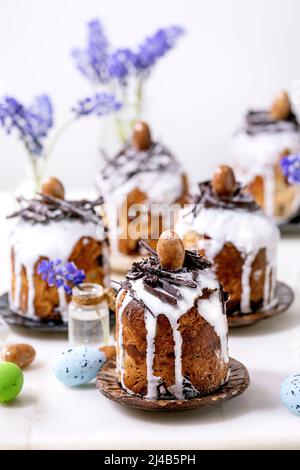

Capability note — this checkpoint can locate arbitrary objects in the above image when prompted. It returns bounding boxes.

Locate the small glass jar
[68,283,110,348]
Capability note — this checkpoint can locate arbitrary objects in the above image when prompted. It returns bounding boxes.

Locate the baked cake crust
[116,242,229,400]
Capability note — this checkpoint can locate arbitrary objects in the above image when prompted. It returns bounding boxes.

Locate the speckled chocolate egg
[53,346,106,387]
[280,374,300,415]
[2,343,36,369]
[0,362,24,403]
[157,230,185,270]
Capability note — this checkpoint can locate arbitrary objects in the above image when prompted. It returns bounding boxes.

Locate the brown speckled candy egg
[157,230,185,270]
[2,343,36,369]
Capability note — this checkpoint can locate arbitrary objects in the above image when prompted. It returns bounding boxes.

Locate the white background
[1,0,300,192]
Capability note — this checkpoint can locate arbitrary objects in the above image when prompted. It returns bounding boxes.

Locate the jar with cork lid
[68,283,111,348]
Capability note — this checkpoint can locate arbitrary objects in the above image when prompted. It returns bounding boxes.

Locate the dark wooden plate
[279,211,300,235]
[96,357,249,412]
[228,281,294,328]
[0,293,67,332]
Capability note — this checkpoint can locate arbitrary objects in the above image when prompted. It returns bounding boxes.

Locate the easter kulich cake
[232,91,300,221]
[97,121,188,264]
[176,166,280,315]
[8,177,109,322]
[116,231,229,400]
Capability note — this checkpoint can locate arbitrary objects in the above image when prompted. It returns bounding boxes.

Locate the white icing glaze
[9,219,108,321]
[176,206,280,314]
[197,289,228,363]
[116,269,228,399]
[231,130,300,218]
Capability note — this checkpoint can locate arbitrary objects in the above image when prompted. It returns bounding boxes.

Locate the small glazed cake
[232,91,300,221]
[8,177,109,322]
[176,166,280,315]
[97,121,188,270]
[116,230,229,399]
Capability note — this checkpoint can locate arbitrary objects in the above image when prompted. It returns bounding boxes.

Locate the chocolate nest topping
[241,110,299,136]
[7,194,105,225]
[118,240,214,312]
[101,141,180,189]
[190,181,260,213]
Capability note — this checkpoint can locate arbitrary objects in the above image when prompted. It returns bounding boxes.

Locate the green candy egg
[0,362,24,403]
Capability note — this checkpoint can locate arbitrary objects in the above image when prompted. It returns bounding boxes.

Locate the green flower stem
[43,116,77,165]
[135,76,144,121]
[28,116,77,192]
[29,154,46,192]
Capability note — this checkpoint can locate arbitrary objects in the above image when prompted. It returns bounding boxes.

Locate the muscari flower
[72,20,185,84]
[135,25,185,71]
[71,92,122,117]
[0,95,53,156]
[72,19,110,84]
[37,259,86,296]
[281,154,300,185]
[107,48,137,82]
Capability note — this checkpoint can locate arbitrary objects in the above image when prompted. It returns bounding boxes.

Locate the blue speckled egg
[280,374,300,415]
[53,346,106,387]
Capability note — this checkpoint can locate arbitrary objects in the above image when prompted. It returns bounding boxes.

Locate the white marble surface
[0,191,300,450]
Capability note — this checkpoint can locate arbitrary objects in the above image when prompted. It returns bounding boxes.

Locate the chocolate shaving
[160,279,182,299]
[139,240,157,257]
[119,279,155,317]
[187,181,260,214]
[241,109,299,136]
[100,141,181,190]
[122,241,212,306]
[7,194,104,225]
[143,281,178,305]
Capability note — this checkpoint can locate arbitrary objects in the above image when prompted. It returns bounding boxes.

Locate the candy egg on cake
[232,91,300,222]
[7,177,109,322]
[97,121,189,271]
[175,165,280,316]
[116,230,229,399]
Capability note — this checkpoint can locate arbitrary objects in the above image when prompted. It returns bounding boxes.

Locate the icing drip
[240,251,256,313]
[263,264,272,308]
[197,289,228,361]
[176,206,280,313]
[10,219,107,321]
[117,269,228,399]
[145,310,161,399]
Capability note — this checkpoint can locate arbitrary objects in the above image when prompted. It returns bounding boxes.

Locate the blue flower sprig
[72,19,184,84]
[72,92,121,117]
[281,154,300,185]
[0,91,121,190]
[37,259,86,296]
[0,95,53,156]
[72,19,110,84]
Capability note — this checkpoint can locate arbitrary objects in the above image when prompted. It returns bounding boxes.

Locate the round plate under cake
[0,293,67,332]
[279,211,300,235]
[228,281,294,328]
[96,357,249,412]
